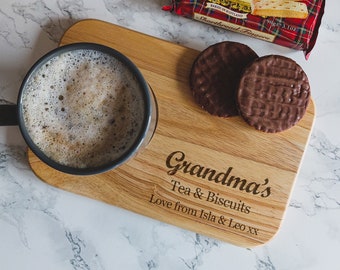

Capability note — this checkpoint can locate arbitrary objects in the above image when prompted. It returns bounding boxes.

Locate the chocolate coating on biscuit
[190,41,258,117]
[237,55,311,133]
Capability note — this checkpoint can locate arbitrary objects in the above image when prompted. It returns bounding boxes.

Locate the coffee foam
[22,49,145,169]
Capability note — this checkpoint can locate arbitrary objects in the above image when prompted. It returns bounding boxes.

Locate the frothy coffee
[22,48,145,169]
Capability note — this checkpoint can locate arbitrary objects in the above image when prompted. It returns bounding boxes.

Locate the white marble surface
[0,1,339,269]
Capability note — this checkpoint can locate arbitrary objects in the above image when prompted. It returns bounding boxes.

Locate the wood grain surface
[28,19,315,247]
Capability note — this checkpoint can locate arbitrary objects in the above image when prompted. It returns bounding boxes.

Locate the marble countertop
[0,1,339,269]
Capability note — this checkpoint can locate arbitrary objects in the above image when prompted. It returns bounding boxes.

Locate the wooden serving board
[28,19,315,247]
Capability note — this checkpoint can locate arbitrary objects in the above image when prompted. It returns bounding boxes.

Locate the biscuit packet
[162,0,325,59]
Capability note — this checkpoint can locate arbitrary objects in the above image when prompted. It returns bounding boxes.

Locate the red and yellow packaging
[162,0,325,59]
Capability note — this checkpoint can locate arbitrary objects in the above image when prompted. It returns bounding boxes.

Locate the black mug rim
[17,42,152,175]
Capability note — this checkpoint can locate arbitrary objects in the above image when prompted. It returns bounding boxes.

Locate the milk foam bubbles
[22,49,145,169]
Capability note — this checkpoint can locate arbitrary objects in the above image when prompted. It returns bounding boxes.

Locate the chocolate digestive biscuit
[237,55,311,133]
[190,41,258,117]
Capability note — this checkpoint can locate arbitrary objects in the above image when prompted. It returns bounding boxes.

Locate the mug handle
[0,105,18,126]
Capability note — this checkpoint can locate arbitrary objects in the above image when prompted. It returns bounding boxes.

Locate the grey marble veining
[0,0,339,269]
